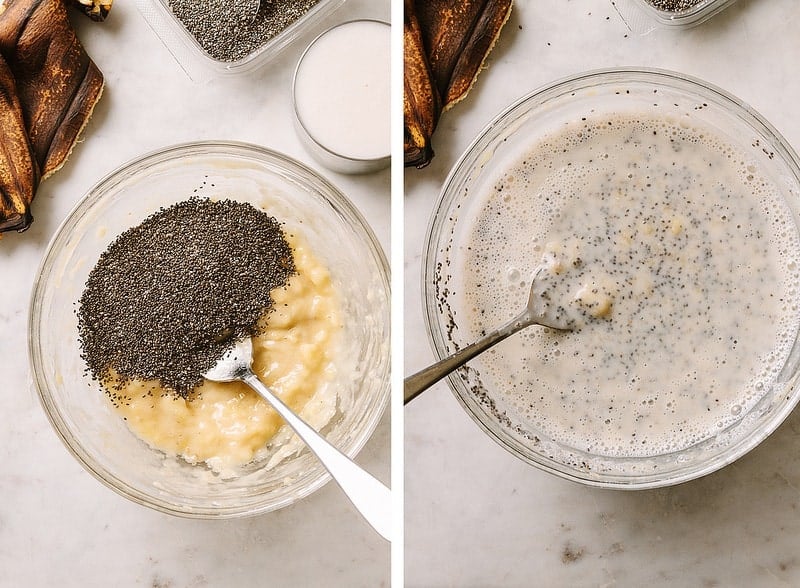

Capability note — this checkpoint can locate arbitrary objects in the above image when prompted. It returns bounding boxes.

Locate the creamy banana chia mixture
[462,112,800,457]
[109,237,340,472]
[77,198,341,472]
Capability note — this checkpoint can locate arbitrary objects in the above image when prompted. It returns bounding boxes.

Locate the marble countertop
[0,0,390,586]
[404,0,800,586]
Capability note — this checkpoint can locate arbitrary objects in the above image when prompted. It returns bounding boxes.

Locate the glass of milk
[292,20,391,174]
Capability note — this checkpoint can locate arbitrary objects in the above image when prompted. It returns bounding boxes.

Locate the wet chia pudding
[461,111,800,458]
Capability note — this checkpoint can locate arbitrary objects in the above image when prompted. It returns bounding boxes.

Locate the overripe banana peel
[404,0,441,169]
[0,53,38,232]
[404,0,513,168]
[0,0,110,233]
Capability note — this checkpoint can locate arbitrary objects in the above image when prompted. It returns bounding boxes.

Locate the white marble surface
[405,1,800,586]
[0,0,390,586]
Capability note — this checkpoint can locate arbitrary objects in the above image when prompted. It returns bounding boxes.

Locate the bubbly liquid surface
[462,113,800,457]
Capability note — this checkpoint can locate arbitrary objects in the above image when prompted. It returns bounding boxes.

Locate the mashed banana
[111,234,341,471]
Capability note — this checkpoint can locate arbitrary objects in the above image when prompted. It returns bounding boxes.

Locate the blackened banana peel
[0,0,110,233]
[404,0,512,168]
[403,0,440,170]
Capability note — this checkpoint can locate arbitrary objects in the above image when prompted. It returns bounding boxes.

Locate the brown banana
[404,0,441,168]
[420,0,513,110]
[404,0,513,168]
[0,54,38,232]
[0,0,108,233]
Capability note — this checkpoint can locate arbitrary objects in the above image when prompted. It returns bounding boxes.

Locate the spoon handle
[404,313,529,404]
[242,372,392,541]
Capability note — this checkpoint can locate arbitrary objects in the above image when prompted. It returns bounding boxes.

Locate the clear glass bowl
[30,141,390,517]
[423,68,800,489]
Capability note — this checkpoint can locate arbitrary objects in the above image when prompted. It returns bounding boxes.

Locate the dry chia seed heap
[645,0,705,12]
[77,197,296,398]
[167,0,320,62]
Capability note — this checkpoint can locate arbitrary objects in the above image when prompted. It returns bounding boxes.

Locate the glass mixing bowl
[423,68,800,489]
[30,141,390,517]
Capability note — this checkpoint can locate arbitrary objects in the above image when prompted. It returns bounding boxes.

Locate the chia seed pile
[645,0,705,12]
[77,198,296,398]
[167,0,320,62]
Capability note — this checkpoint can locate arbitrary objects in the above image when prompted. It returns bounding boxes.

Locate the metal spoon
[204,337,391,541]
[405,266,575,404]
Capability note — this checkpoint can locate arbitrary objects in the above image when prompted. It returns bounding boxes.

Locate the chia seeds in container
[166,0,319,62]
[77,197,296,398]
[644,0,705,12]
[623,0,739,28]
[136,0,346,75]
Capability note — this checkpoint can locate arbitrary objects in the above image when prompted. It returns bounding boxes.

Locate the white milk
[462,112,800,458]
[293,20,390,162]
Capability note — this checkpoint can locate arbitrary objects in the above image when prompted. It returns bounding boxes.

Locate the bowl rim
[422,66,800,489]
[29,139,390,517]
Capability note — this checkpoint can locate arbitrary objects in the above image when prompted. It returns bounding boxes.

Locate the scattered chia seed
[645,0,705,12]
[77,197,296,398]
[167,0,320,62]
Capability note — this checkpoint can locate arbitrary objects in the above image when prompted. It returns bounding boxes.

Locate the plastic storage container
[135,0,346,78]
[616,0,739,29]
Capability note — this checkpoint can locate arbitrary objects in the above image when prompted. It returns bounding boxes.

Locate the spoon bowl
[405,266,574,403]
[205,337,392,541]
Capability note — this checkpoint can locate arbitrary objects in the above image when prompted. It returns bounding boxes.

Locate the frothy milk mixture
[463,112,800,457]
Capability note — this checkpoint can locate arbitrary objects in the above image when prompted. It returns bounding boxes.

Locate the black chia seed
[645,0,705,12]
[167,0,320,62]
[77,197,296,398]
